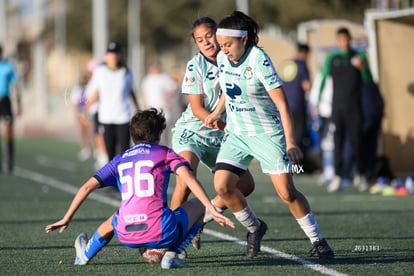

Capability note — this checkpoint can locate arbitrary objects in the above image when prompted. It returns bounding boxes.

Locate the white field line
[15,166,347,276]
[203,228,347,276]
[35,155,78,172]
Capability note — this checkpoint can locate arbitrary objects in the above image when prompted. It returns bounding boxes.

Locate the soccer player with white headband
[205,11,335,259]
[170,16,256,251]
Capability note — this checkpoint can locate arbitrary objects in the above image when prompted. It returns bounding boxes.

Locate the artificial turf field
[0,137,413,275]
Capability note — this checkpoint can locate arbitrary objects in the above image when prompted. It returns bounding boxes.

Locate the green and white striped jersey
[174,52,224,138]
[217,46,283,136]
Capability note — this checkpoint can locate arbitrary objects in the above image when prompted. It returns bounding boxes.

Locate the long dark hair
[218,11,259,47]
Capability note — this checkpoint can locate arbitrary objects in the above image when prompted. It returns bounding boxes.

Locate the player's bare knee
[215,184,234,198]
[278,190,297,203]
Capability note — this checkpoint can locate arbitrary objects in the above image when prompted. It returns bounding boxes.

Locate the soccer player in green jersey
[205,11,334,259]
[170,17,256,250]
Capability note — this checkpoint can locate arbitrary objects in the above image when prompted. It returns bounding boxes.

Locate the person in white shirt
[84,42,138,162]
[141,61,180,146]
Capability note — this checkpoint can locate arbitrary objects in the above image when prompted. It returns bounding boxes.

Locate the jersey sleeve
[165,148,191,174]
[357,51,374,84]
[93,158,118,188]
[125,68,135,92]
[298,61,310,83]
[318,52,334,103]
[256,52,283,91]
[86,68,99,97]
[182,56,203,95]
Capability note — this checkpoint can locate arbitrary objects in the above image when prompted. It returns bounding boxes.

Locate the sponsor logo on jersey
[219,64,225,73]
[206,70,217,81]
[185,76,195,84]
[122,147,150,158]
[124,214,148,223]
[188,64,194,72]
[228,103,256,113]
[225,83,242,99]
[269,77,279,86]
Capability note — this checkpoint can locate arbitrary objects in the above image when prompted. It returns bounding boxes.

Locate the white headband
[216,28,248,37]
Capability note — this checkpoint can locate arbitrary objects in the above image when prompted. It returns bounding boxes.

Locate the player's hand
[204,113,220,128]
[214,120,226,131]
[211,210,235,228]
[287,146,303,165]
[45,218,70,233]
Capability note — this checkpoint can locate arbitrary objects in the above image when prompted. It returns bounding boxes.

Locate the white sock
[233,205,260,233]
[296,212,323,244]
[203,199,224,223]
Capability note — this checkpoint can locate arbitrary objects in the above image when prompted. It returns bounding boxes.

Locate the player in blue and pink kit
[45,108,234,269]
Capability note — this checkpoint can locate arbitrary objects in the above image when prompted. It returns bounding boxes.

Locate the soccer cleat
[327,176,341,192]
[246,219,268,257]
[357,177,369,192]
[140,248,167,264]
[74,233,89,265]
[161,251,189,269]
[310,239,335,260]
[77,148,91,161]
[191,224,204,250]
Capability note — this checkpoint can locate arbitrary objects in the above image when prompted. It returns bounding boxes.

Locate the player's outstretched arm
[176,166,235,228]
[45,177,100,233]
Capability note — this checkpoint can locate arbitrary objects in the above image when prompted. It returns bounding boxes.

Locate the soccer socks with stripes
[233,205,260,233]
[84,230,110,260]
[170,222,202,254]
[296,212,323,244]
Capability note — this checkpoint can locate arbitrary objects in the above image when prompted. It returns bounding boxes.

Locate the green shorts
[216,131,293,175]
[172,127,223,172]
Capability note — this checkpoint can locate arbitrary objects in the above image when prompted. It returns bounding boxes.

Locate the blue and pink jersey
[94,142,190,246]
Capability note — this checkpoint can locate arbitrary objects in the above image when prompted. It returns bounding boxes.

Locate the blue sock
[170,222,202,254]
[84,230,110,260]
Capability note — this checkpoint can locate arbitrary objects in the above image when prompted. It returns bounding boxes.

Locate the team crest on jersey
[243,66,253,80]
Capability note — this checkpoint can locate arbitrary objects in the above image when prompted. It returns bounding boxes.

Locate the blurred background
[1,0,414,175]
